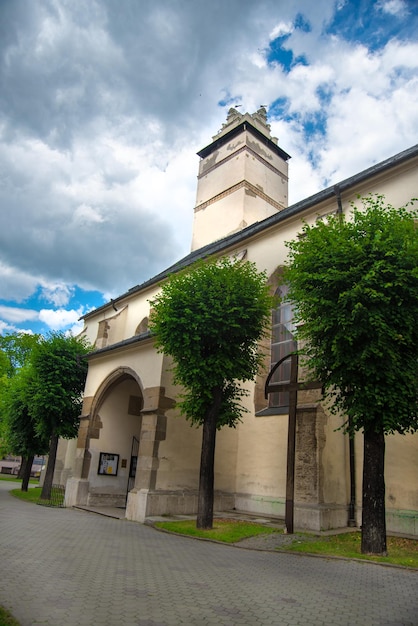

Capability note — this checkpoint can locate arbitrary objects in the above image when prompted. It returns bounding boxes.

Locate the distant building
[63,109,418,535]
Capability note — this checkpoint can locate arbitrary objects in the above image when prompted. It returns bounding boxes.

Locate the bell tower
[191,108,291,251]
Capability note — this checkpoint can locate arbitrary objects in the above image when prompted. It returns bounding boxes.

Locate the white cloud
[377,0,409,17]
[0,306,39,323]
[0,0,417,336]
[38,307,84,331]
[0,262,38,303]
[39,283,75,307]
[269,21,294,40]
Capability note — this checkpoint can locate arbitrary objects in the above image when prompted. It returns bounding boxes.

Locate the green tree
[150,257,273,529]
[1,367,49,490]
[0,333,41,377]
[0,333,41,477]
[29,332,90,500]
[284,195,418,555]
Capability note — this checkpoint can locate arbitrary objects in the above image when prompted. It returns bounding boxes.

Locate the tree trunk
[361,426,387,555]
[40,432,59,501]
[18,457,28,480]
[196,387,223,529]
[21,454,34,492]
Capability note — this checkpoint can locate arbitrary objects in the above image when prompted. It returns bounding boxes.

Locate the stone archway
[65,367,145,509]
[65,368,176,516]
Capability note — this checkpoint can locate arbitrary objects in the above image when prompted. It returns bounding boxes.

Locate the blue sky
[0,0,417,336]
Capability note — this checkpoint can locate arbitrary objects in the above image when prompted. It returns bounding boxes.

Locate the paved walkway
[1,481,417,626]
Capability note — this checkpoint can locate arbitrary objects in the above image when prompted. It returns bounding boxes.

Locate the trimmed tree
[149,257,273,529]
[0,333,43,482]
[29,332,90,500]
[284,194,418,555]
[1,366,49,490]
[0,333,41,376]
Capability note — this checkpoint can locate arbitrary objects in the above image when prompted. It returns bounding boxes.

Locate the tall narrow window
[269,285,297,409]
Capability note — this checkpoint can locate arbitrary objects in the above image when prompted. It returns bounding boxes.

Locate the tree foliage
[29,332,90,499]
[1,366,49,490]
[3,367,48,456]
[0,333,44,488]
[30,333,89,441]
[0,332,89,493]
[284,195,418,434]
[284,194,418,554]
[150,257,273,427]
[0,333,41,378]
[0,333,42,464]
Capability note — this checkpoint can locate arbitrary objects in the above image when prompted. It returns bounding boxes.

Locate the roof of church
[83,141,418,323]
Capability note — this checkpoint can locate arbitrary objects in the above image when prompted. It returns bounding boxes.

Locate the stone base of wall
[88,492,126,508]
[234,493,285,519]
[64,478,90,507]
[294,503,349,531]
[126,489,235,523]
[234,495,349,531]
[383,508,418,537]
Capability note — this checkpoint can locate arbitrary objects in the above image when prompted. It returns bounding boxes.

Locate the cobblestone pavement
[1,481,418,626]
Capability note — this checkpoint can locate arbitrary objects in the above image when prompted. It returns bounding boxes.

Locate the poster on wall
[98,453,119,476]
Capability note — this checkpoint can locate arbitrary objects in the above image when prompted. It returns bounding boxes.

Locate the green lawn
[9,486,64,507]
[0,475,39,484]
[282,531,418,567]
[155,519,418,568]
[0,606,20,626]
[155,518,279,542]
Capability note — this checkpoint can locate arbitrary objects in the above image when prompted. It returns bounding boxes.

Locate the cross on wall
[264,353,322,534]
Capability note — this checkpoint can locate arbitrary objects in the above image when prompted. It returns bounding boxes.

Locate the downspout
[348,422,357,527]
[334,185,357,526]
[334,185,343,214]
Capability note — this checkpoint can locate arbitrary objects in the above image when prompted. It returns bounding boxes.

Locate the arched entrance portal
[65,366,176,521]
[65,367,144,510]
[85,371,144,508]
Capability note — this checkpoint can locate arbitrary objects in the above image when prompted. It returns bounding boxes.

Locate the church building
[64,108,418,536]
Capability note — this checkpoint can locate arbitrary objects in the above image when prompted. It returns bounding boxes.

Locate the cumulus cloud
[0,0,417,335]
[39,282,74,307]
[38,307,83,331]
[0,306,39,324]
[377,0,410,17]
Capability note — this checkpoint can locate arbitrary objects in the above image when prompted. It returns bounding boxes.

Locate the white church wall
[84,342,163,401]
[233,411,288,516]
[384,433,418,535]
[67,109,418,531]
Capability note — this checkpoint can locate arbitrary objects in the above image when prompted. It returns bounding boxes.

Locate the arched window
[269,285,297,409]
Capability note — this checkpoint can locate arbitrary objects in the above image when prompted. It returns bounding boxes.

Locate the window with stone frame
[269,285,297,409]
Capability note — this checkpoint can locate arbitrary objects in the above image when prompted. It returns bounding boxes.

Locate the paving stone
[1,480,418,625]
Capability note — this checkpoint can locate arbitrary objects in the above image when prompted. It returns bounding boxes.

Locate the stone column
[125,386,175,522]
[64,395,96,507]
[294,390,347,531]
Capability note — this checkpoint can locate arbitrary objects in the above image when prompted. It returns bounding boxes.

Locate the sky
[0,0,417,337]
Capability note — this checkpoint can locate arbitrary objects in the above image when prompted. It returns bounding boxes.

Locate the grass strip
[281,531,418,567]
[9,486,64,507]
[155,520,418,567]
[155,518,279,543]
[0,476,39,484]
[0,606,20,626]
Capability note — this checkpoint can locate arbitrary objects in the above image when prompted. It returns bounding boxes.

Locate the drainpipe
[348,421,357,527]
[334,186,356,526]
[334,185,343,214]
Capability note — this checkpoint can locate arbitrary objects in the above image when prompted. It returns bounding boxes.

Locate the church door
[126,436,139,504]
